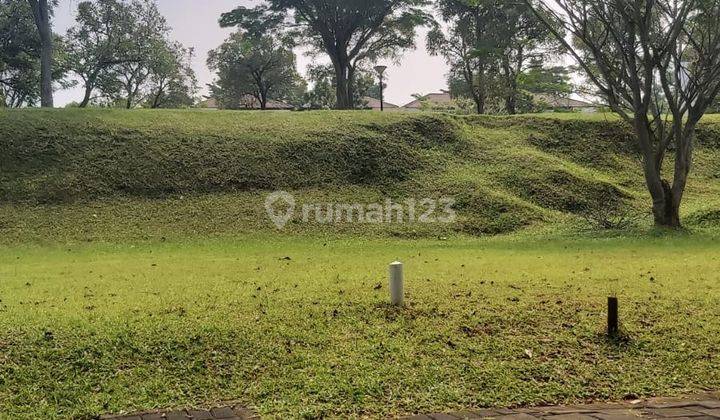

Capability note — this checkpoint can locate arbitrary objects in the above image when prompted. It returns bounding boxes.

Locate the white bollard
[389,261,404,306]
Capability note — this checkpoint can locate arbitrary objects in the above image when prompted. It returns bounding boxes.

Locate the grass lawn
[1,234,719,419]
[2,109,720,418]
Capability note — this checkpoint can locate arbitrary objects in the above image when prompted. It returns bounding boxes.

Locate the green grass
[2,109,720,418]
[2,108,720,240]
[1,235,720,419]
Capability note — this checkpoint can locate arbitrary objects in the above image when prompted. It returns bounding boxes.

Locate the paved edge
[100,392,720,419]
[100,405,259,420]
[401,393,720,419]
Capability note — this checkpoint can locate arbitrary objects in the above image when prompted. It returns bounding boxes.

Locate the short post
[389,261,404,306]
[608,296,619,336]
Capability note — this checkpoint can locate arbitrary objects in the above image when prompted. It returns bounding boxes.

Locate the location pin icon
[265,191,295,229]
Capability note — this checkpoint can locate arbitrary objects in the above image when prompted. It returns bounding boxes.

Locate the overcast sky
[52,0,450,107]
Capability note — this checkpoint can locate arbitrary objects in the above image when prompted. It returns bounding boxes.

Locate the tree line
[1,0,574,111]
[1,0,196,108]
[213,0,573,113]
[3,0,720,227]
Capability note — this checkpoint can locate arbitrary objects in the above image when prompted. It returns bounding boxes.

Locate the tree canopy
[303,63,380,109]
[528,0,720,227]
[428,0,560,114]
[0,0,65,107]
[220,0,430,109]
[207,32,303,110]
[66,0,195,108]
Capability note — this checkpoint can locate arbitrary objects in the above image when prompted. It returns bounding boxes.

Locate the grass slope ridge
[1,109,720,241]
[0,110,460,202]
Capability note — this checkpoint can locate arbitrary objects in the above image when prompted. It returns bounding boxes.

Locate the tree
[365,83,383,101]
[1,0,41,107]
[303,63,378,109]
[26,0,53,107]
[208,32,301,110]
[528,0,720,227]
[106,0,170,108]
[427,0,507,114]
[429,0,558,114]
[518,60,574,100]
[220,1,430,109]
[66,0,136,107]
[145,42,197,109]
[304,64,336,109]
[1,0,67,107]
[493,2,557,114]
[444,65,501,114]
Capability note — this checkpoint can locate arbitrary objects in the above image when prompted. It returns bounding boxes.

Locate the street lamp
[374,65,387,111]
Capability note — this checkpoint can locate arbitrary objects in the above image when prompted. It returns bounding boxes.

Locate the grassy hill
[2,109,720,418]
[2,108,720,243]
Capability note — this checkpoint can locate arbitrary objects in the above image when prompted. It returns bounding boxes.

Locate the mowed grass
[4,108,720,237]
[1,235,720,419]
[2,109,720,418]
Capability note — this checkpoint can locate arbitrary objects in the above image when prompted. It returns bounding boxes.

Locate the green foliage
[221,0,430,109]
[144,42,197,109]
[0,0,41,106]
[101,0,172,109]
[66,0,195,108]
[0,0,66,107]
[304,64,379,109]
[207,32,301,110]
[0,110,458,204]
[66,0,136,106]
[532,0,720,227]
[519,60,573,97]
[304,65,336,109]
[429,0,562,114]
[427,3,495,114]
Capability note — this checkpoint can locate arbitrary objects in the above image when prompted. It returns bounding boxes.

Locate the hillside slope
[1,109,719,242]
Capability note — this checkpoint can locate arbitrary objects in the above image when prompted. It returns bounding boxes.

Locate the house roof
[362,96,399,109]
[201,98,218,109]
[403,92,454,109]
[201,96,294,110]
[263,99,294,110]
[533,94,596,108]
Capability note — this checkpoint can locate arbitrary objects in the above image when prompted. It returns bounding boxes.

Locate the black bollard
[608,297,619,336]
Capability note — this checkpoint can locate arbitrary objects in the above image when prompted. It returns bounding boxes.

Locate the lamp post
[374,65,387,111]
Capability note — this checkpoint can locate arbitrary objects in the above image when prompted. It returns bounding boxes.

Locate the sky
[52,0,450,107]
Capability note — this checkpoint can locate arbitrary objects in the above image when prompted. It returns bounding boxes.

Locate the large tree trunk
[125,79,139,109]
[639,121,693,229]
[465,65,485,114]
[79,83,93,108]
[644,170,682,228]
[473,86,485,114]
[150,79,167,109]
[150,91,162,109]
[335,70,351,110]
[347,66,356,109]
[502,57,518,115]
[652,180,682,228]
[331,53,352,110]
[28,0,53,108]
[125,83,133,109]
[474,97,485,114]
[505,90,517,115]
[659,127,695,228]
